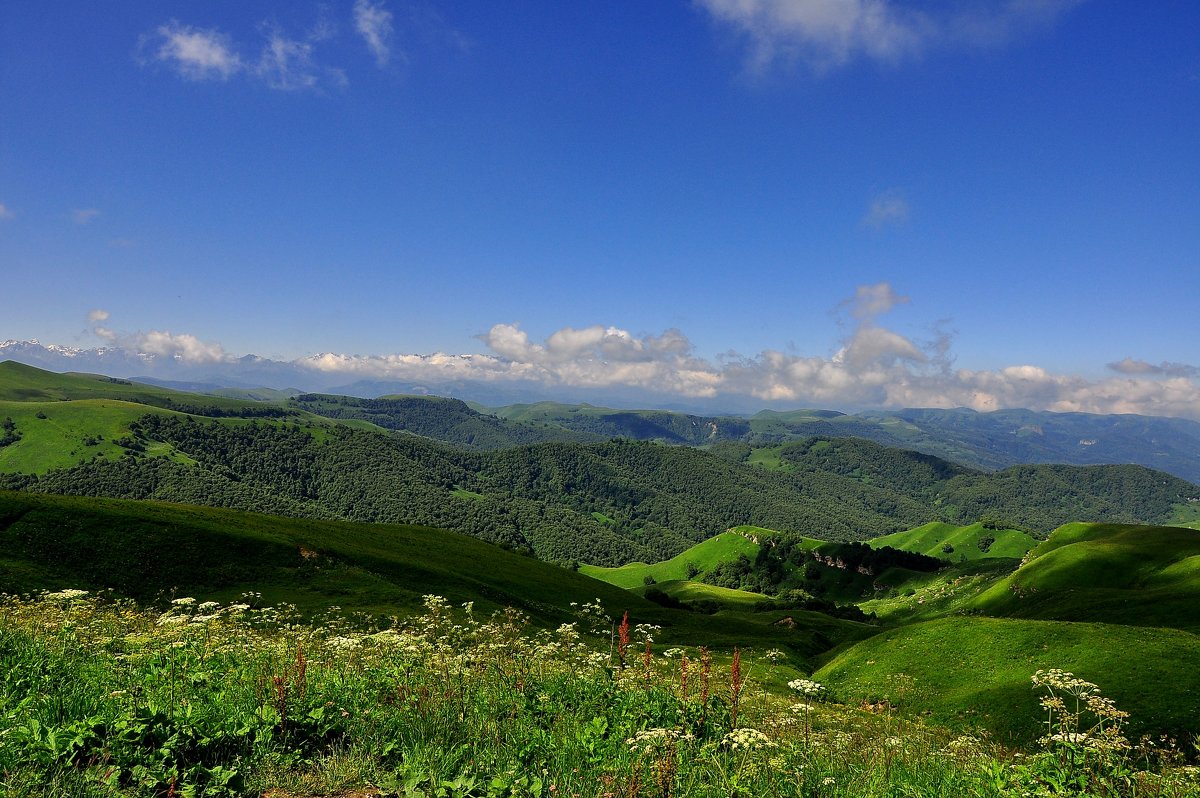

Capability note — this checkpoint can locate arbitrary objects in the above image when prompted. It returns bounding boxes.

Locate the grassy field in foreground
[815,615,1200,745]
[4,592,1197,798]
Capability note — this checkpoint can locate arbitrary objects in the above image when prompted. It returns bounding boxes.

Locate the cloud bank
[696,0,1086,72]
[68,285,1200,421]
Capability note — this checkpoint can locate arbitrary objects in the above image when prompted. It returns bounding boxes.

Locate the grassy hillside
[0,490,873,656]
[967,522,1200,630]
[815,615,1200,744]
[633,579,771,609]
[0,490,639,622]
[0,399,195,474]
[4,363,1196,570]
[580,530,762,588]
[0,360,271,414]
[870,521,1038,561]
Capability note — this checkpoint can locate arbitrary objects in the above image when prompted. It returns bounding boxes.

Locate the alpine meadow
[3,2,1200,797]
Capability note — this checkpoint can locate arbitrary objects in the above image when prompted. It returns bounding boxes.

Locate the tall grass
[1,590,1197,797]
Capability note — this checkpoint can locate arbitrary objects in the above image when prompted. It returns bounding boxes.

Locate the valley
[2,361,1199,795]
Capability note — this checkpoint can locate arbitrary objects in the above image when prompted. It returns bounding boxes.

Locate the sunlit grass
[3,591,1198,797]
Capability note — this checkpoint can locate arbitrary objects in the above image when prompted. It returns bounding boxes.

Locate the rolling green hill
[870,521,1038,561]
[814,615,1200,744]
[0,490,871,657]
[580,529,763,588]
[3,363,1196,571]
[967,522,1200,630]
[0,399,195,474]
[0,360,278,415]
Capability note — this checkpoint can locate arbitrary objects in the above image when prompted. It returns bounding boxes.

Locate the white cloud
[132,330,229,363]
[90,313,228,363]
[73,208,100,225]
[862,190,909,229]
[286,283,1200,419]
[0,203,14,220]
[145,17,348,92]
[150,21,243,81]
[70,287,1200,420]
[696,0,1085,72]
[354,0,395,66]
[842,281,910,320]
[256,27,322,91]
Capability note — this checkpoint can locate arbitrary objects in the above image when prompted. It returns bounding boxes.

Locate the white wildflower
[723,727,776,751]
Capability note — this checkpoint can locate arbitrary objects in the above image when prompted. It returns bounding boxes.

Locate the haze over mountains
[4,342,1200,484]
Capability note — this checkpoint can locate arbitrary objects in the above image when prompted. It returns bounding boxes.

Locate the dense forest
[2,414,1193,566]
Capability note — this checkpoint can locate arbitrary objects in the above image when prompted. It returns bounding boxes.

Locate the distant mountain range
[5,338,1200,483]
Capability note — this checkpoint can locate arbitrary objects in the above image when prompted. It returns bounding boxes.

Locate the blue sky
[2,1,1199,416]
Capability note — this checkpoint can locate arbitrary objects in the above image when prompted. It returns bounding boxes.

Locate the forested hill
[289,393,602,449]
[481,399,1200,483]
[483,402,753,445]
[2,412,1194,567]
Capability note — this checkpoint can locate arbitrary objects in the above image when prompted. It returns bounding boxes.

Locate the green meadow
[815,615,1200,745]
[869,521,1037,561]
[580,530,763,588]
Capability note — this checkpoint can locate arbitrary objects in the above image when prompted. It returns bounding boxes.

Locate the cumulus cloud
[354,0,395,66]
[862,190,909,229]
[90,313,228,363]
[69,287,1200,420]
[149,21,243,80]
[696,0,1085,72]
[288,284,1200,419]
[73,208,100,225]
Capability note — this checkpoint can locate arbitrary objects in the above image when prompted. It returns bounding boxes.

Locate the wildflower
[626,728,694,755]
[171,597,196,606]
[788,678,825,700]
[722,727,775,752]
[1050,732,1089,744]
[43,588,89,602]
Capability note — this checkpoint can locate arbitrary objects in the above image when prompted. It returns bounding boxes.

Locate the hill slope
[814,616,1200,744]
[870,521,1038,561]
[0,490,874,655]
[968,522,1200,630]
